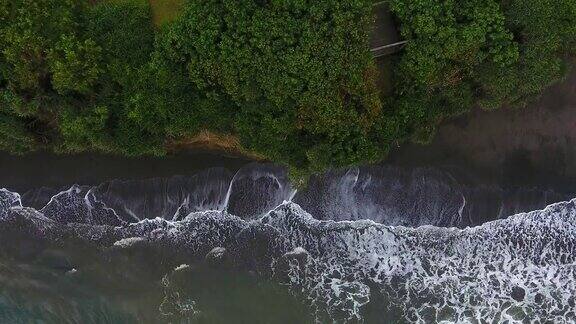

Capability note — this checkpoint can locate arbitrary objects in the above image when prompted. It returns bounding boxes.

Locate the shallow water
[1,162,575,322]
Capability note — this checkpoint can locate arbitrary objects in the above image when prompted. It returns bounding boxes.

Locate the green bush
[387,0,518,142]
[48,35,103,95]
[158,0,384,169]
[386,0,576,144]
[0,0,574,176]
[0,113,37,154]
[477,0,576,108]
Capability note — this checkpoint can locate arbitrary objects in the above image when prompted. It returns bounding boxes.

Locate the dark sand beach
[390,66,576,190]
[0,150,250,192]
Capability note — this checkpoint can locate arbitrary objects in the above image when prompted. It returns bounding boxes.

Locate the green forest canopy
[1,0,575,177]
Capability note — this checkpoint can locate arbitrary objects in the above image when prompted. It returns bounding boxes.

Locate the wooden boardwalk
[369,2,405,58]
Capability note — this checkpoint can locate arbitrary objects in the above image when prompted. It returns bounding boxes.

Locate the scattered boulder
[174,264,191,272]
[511,286,525,302]
[205,247,228,267]
[65,268,78,276]
[274,247,309,281]
[113,237,147,249]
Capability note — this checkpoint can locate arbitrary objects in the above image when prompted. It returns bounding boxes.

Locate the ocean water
[1,163,575,323]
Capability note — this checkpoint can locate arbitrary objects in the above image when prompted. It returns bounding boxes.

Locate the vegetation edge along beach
[1,0,575,181]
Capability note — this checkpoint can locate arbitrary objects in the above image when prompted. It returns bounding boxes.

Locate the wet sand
[389,65,576,192]
[0,150,250,192]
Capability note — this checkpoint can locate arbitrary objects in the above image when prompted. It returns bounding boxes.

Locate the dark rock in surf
[511,286,526,302]
[205,247,228,268]
[274,247,309,282]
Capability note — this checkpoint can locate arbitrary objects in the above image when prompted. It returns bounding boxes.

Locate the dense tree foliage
[0,0,575,176]
[387,0,517,142]
[479,0,576,108]
[152,0,383,171]
[387,0,576,143]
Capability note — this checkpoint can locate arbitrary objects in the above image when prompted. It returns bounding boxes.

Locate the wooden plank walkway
[371,40,407,58]
[369,2,405,58]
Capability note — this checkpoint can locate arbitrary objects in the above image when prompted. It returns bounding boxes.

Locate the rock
[283,247,309,262]
[274,247,309,281]
[174,264,190,272]
[65,268,78,276]
[113,237,147,249]
[511,286,525,302]
[205,247,227,267]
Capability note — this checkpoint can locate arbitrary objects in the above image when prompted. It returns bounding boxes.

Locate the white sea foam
[2,164,575,322]
[264,201,576,322]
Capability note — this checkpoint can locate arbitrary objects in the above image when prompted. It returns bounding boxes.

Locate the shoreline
[0,150,251,193]
[2,69,576,194]
[389,66,576,193]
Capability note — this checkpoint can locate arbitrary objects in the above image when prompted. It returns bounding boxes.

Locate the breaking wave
[1,163,575,322]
